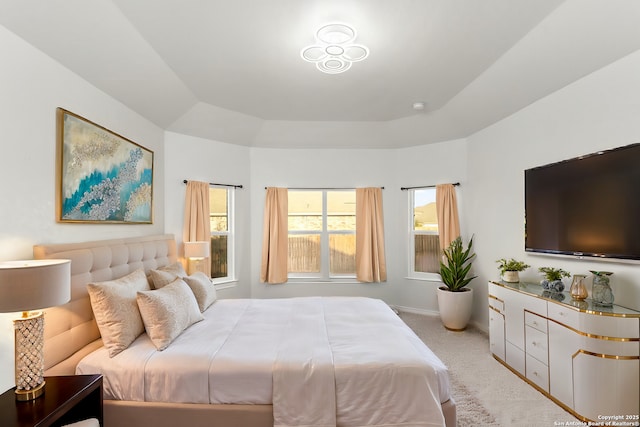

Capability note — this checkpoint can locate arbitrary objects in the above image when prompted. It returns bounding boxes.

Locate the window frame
[408,188,442,281]
[209,187,235,284]
[288,189,357,281]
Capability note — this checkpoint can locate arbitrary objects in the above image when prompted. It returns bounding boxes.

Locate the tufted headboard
[33,234,177,375]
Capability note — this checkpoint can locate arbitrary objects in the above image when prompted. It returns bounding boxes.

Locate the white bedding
[77,297,450,427]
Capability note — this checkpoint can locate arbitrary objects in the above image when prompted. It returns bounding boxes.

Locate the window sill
[213,280,237,290]
[405,275,442,283]
[285,279,362,285]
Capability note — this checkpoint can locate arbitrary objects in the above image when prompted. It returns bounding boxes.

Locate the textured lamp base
[14,311,45,401]
[187,258,205,276]
[15,381,45,401]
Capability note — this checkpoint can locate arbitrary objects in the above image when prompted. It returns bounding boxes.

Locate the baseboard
[469,319,488,334]
[391,305,440,317]
[392,305,489,334]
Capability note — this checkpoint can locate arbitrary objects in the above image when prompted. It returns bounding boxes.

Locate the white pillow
[87,269,150,358]
[159,262,187,277]
[137,278,204,350]
[149,262,188,289]
[183,272,217,312]
[148,268,179,289]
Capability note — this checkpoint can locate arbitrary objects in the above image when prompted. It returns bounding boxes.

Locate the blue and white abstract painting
[58,110,153,223]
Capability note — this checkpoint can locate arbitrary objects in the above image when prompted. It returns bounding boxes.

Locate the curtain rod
[265,186,384,190]
[400,182,460,191]
[183,180,243,189]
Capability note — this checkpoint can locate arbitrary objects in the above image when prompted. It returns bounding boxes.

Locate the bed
[35,234,456,427]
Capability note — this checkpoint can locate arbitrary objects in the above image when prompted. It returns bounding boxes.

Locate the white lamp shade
[0,259,71,313]
[184,241,210,259]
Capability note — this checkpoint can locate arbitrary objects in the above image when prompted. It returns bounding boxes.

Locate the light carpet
[399,311,581,427]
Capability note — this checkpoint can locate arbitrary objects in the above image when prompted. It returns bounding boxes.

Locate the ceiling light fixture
[301,23,369,74]
[413,102,426,111]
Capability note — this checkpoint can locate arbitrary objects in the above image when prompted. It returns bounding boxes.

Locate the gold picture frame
[56,108,154,223]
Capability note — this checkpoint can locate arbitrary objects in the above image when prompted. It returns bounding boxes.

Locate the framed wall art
[56,108,154,223]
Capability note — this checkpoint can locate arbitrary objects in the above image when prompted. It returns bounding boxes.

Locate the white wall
[392,140,469,315]
[466,49,640,329]
[163,132,251,298]
[0,24,165,393]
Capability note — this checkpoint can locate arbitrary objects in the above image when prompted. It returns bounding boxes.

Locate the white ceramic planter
[502,271,520,283]
[436,287,474,331]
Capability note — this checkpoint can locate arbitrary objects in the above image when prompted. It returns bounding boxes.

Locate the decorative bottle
[590,271,614,307]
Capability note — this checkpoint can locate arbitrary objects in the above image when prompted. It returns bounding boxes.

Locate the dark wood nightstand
[0,375,103,427]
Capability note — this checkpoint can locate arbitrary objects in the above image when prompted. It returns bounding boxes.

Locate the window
[288,190,356,280]
[409,188,441,276]
[209,187,235,283]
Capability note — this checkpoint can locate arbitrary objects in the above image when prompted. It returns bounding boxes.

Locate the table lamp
[184,241,209,275]
[0,259,71,401]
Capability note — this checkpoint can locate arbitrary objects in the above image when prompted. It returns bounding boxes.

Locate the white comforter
[77,297,450,427]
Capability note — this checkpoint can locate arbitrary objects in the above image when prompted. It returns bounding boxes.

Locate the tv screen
[525,143,640,261]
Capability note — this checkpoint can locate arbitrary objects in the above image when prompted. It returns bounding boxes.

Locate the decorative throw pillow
[182,272,217,312]
[136,278,204,350]
[159,262,187,277]
[87,269,150,358]
[148,269,179,289]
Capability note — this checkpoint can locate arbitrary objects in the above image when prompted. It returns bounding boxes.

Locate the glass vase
[569,274,588,301]
[590,271,614,307]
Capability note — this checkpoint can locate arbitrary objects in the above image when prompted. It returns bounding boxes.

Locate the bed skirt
[104,398,457,427]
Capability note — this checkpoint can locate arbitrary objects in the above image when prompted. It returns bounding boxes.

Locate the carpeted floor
[399,311,581,427]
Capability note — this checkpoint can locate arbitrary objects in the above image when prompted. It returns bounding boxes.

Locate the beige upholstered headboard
[34,234,177,375]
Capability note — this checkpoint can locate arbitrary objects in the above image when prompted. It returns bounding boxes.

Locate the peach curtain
[436,183,460,252]
[183,181,211,276]
[355,187,387,282]
[260,187,288,284]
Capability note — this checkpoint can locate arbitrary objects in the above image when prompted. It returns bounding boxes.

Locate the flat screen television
[524,143,640,262]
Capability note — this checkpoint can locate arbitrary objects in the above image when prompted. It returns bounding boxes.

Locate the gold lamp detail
[184,241,210,275]
[0,259,71,401]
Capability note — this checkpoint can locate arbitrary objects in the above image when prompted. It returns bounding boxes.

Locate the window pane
[327,191,355,230]
[210,188,228,232]
[330,234,356,274]
[288,234,321,273]
[415,234,441,273]
[288,191,322,231]
[414,189,438,232]
[210,235,228,279]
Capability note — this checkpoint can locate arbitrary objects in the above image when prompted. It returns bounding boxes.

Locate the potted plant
[437,236,476,331]
[538,267,570,292]
[496,258,530,283]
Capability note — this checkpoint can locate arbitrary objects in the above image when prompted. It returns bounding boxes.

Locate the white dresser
[488,281,640,422]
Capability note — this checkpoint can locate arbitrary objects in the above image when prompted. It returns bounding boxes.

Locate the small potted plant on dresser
[496,258,530,283]
[437,236,476,331]
[538,267,570,292]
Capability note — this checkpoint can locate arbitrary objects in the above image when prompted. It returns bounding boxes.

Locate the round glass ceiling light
[301,23,369,74]
[325,45,345,56]
[317,58,351,74]
[342,45,368,62]
[317,23,356,44]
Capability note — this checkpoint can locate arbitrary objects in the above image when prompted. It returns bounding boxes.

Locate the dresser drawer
[525,325,548,365]
[489,294,504,312]
[526,353,549,392]
[548,301,579,330]
[525,311,547,333]
[580,314,639,339]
